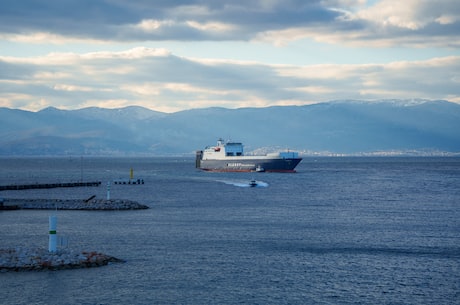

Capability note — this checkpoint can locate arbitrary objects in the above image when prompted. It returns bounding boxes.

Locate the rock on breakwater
[0,248,125,272]
[3,198,149,210]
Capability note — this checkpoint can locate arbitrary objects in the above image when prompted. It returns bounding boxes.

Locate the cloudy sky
[1,0,459,112]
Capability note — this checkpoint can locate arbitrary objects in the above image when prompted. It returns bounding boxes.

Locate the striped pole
[49,215,57,252]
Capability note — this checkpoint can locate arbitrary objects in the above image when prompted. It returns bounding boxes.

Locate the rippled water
[1,157,459,304]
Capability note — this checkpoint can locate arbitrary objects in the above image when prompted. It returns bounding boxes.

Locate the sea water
[0,157,459,304]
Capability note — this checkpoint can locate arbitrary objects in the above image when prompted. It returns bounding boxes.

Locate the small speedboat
[249,179,257,187]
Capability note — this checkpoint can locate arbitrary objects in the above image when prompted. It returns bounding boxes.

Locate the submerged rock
[0,248,125,272]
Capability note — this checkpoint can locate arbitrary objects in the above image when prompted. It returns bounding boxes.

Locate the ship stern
[195,150,203,168]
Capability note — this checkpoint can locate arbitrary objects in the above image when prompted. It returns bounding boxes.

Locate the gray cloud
[1,0,458,47]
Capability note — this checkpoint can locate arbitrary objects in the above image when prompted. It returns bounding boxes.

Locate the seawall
[0,181,101,191]
[2,198,149,210]
[0,248,124,272]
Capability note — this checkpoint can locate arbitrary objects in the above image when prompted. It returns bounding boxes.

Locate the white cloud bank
[1,48,458,112]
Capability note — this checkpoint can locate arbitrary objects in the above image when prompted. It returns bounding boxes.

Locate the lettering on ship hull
[227,163,255,168]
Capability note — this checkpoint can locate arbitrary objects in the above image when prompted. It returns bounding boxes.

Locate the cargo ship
[196,139,302,172]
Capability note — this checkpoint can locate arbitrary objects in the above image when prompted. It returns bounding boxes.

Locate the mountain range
[1,99,460,156]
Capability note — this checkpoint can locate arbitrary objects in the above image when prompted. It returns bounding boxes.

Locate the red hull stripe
[201,169,297,173]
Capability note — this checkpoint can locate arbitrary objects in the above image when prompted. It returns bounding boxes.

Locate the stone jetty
[0,181,101,191]
[2,198,149,210]
[0,248,124,272]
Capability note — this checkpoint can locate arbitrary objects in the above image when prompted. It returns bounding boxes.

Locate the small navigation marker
[48,215,57,253]
[113,168,144,185]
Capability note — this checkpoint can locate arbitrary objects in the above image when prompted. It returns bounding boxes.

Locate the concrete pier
[0,181,101,191]
[1,198,149,210]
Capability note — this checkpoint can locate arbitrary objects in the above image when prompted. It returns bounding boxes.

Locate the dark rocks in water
[0,205,19,210]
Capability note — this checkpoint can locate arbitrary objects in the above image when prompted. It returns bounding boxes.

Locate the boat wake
[217,179,269,188]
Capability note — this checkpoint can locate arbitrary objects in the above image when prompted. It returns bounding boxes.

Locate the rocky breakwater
[0,248,125,272]
[4,198,149,210]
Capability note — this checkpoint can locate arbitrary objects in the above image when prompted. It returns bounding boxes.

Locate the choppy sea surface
[1,157,459,305]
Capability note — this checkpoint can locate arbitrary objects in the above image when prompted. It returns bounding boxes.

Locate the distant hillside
[1,100,459,156]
